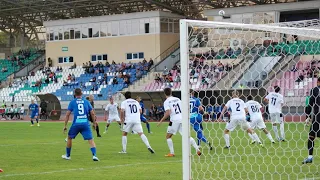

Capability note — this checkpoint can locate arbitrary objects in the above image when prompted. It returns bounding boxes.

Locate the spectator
[163,66,169,76]
[148,58,154,69]
[8,105,14,120]
[1,66,8,72]
[136,69,143,79]
[155,73,161,83]
[174,74,181,82]
[291,64,298,72]
[80,82,86,89]
[20,104,25,120]
[69,63,77,69]
[156,104,164,120]
[40,100,48,120]
[296,74,304,82]
[91,83,98,91]
[45,77,50,84]
[89,77,96,82]
[112,76,118,85]
[124,77,130,85]
[48,58,52,67]
[150,104,157,120]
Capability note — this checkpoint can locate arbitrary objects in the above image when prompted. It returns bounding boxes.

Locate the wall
[46,33,179,66]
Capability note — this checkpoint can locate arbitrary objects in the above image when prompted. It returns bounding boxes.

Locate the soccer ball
[218,10,225,16]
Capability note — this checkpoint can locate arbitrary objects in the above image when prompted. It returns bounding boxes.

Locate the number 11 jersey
[164,96,182,123]
[225,98,246,120]
[121,99,142,123]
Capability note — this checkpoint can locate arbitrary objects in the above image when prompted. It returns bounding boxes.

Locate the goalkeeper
[305,92,311,126]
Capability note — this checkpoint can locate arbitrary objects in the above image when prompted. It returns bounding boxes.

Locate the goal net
[180,19,320,180]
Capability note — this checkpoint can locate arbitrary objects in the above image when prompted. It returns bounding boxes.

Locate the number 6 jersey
[121,99,142,123]
[245,100,263,120]
[225,98,246,120]
[163,96,182,123]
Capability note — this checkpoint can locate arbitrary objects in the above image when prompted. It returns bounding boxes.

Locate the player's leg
[104,118,112,133]
[165,122,176,156]
[302,120,319,164]
[81,125,99,161]
[141,115,151,133]
[271,113,280,140]
[135,123,154,153]
[247,121,256,144]
[177,123,201,156]
[279,113,285,141]
[62,126,78,160]
[115,117,122,130]
[119,123,131,153]
[246,126,263,147]
[35,114,40,126]
[30,114,34,126]
[95,121,101,137]
[224,120,237,148]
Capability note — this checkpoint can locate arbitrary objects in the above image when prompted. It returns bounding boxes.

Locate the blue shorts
[140,115,147,123]
[30,112,39,119]
[190,114,203,126]
[68,124,93,140]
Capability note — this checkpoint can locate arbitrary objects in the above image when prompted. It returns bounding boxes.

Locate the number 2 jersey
[245,100,263,120]
[121,99,141,123]
[265,92,283,114]
[163,96,182,123]
[67,98,93,126]
[225,98,246,120]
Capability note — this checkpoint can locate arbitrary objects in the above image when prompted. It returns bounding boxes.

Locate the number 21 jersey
[164,96,182,123]
[121,99,141,123]
[226,98,246,120]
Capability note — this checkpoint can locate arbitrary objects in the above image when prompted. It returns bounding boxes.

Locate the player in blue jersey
[190,89,213,150]
[28,100,40,127]
[137,96,151,133]
[62,88,99,161]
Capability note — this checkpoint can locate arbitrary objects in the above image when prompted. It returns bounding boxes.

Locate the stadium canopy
[0,0,304,42]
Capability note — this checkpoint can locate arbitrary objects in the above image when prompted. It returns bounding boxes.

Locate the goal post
[180,19,320,180]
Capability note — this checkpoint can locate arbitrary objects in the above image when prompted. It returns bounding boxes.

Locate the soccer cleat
[165,153,175,157]
[97,135,102,137]
[208,142,213,150]
[148,147,155,154]
[61,155,71,160]
[103,131,107,134]
[64,138,67,142]
[250,141,256,145]
[272,141,275,144]
[37,123,40,127]
[224,146,230,149]
[93,156,99,161]
[302,157,313,164]
[30,124,34,127]
[259,143,264,148]
[196,150,202,156]
[118,150,127,154]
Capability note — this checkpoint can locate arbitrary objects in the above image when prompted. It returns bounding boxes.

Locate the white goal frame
[179,19,320,180]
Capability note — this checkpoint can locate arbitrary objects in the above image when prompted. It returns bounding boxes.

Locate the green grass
[0,122,319,180]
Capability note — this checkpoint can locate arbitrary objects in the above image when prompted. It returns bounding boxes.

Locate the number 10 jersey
[121,99,142,123]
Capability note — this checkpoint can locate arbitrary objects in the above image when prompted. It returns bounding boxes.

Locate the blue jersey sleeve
[195,98,201,108]
[36,104,39,110]
[68,101,74,112]
[29,104,31,110]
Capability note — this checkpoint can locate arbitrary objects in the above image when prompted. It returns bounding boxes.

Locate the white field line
[0,142,61,147]
[0,160,182,178]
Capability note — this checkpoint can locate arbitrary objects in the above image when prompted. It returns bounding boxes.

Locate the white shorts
[270,113,283,124]
[250,118,266,130]
[123,123,143,133]
[226,118,250,131]
[107,116,120,123]
[167,122,182,135]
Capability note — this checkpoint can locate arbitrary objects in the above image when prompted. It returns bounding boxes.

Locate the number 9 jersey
[163,96,182,123]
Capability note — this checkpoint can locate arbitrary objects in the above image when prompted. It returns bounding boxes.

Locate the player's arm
[63,110,71,133]
[90,109,97,127]
[158,110,170,127]
[264,95,269,103]
[218,105,228,121]
[104,106,108,121]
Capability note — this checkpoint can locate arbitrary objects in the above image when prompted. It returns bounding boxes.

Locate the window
[58,56,73,63]
[91,55,97,62]
[49,33,54,41]
[126,52,144,60]
[103,54,107,60]
[88,28,93,38]
[91,54,108,61]
[75,26,81,39]
[145,23,150,33]
[70,29,75,39]
[82,25,88,38]
[46,33,49,41]
[54,32,58,40]
[64,31,69,40]
[58,57,63,63]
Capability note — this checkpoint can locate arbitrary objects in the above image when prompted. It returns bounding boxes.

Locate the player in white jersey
[104,96,122,133]
[119,91,154,154]
[264,86,285,141]
[157,88,201,157]
[218,91,263,148]
[245,95,275,144]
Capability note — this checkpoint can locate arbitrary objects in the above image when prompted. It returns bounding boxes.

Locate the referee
[303,77,320,164]
[86,95,102,137]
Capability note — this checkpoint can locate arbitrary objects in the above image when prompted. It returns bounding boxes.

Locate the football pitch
[0,122,319,180]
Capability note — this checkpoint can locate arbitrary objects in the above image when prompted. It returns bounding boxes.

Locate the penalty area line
[0,160,181,178]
